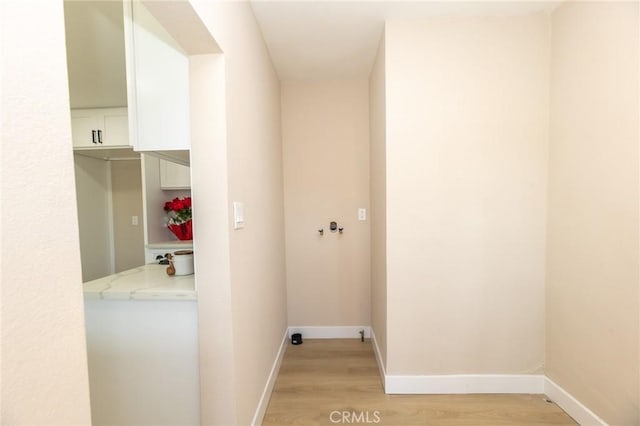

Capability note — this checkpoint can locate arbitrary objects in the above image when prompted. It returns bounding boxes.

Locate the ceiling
[63,1,562,100]
[250,1,561,81]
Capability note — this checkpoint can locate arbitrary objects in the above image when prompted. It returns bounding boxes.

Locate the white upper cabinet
[159,159,191,190]
[71,108,129,148]
[123,0,190,152]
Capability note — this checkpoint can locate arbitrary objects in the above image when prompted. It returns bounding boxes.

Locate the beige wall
[282,80,371,327]
[369,33,388,367]
[75,156,146,279]
[74,154,113,281]
[190,2,288,424]
[1,0,92,423]
[189,53,238,426]
[111,159,145,272]
[384,14,549,375]
[547,2,639,424]
[63,0,127,109]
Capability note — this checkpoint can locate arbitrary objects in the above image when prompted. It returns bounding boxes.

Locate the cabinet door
[71,108,130,148]
[125,1,190,152]
[71,111,100,148]
[159,159,191,189]
[102,109,129,147]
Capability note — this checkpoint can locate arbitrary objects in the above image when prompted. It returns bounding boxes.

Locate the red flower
[166,197,193,241]
[164,197,192,212]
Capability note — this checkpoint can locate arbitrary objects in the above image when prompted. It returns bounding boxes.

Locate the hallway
[4,1,638,424]
[263,339,576,425]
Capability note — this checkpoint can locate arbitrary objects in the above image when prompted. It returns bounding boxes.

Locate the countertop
[84,264,196,301]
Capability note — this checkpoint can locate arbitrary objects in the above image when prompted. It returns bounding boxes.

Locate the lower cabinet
[84,299,200,425]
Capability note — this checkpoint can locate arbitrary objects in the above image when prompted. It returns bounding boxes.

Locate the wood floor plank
[263,339,576,426]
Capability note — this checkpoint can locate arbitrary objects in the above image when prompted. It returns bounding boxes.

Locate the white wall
[546,2,639,424]
[384,14,549,375]
[75,156,146,279]
[111,159,145,272]
[282,79,371,328]
[74,154,113,281]
[190,2,288,424]
[63,0,127,109]
[1,1,92,423]
[188,52,238,426]
[369,32,387,367]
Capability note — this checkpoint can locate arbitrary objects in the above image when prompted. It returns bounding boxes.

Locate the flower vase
[168,219,193,241]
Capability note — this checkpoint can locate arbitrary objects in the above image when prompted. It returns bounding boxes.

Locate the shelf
[146,241,193,250]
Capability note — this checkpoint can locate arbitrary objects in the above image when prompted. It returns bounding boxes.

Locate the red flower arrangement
[164,196,192,240]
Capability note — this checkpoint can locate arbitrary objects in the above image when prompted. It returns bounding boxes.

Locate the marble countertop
[84,264,196,301]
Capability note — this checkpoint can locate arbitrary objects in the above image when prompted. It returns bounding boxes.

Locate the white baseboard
[370,329,387,391]
[544,377,607,426]
[384,373,545,394]
[251,328,288,426]
[288,326,371,339]
[356,329,544,396]
[371,355,604,424]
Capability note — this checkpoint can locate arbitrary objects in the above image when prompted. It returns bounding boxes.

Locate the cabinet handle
[91,130,97,144]
[97,129,103,144]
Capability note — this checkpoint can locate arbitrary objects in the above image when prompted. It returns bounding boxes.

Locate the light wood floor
[263,339,576,425]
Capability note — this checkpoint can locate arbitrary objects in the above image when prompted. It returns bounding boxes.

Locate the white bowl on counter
[172,250,194,276]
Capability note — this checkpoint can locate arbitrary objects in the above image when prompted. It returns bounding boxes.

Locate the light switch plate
[233,202,244,229]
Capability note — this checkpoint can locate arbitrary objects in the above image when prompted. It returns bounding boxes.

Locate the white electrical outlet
[358,208,367,221]
[131,215,139,226]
